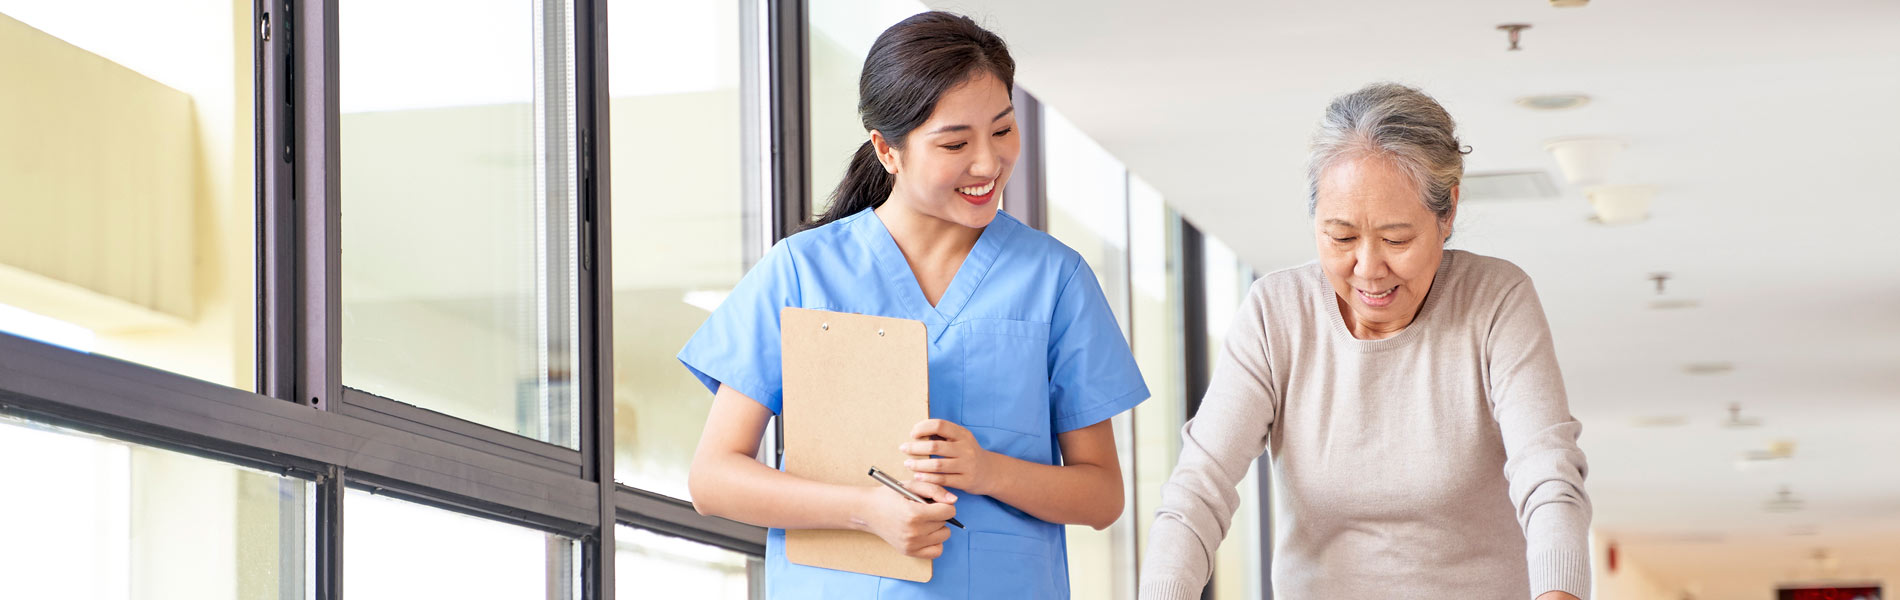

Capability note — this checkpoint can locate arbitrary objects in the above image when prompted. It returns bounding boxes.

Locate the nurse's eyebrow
[926,106,1016,135]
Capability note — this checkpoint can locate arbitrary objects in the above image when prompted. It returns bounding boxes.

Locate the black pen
[868,466,965,528]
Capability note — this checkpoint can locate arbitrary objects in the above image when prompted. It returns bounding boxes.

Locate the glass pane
[1129,179,1186,592]
[346,490,577,599]
[807,0,926,217]
[1045,107,1132,335]
[615,526,757,599]
[0,415,308,599]
[1202,234,1263,600]
[607,0,755,498]
[0,3,256,389]
[1042,106,1139,599]
[339,0,581,447]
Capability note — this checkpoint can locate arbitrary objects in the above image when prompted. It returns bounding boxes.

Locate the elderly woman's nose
[1353,244,1388,280]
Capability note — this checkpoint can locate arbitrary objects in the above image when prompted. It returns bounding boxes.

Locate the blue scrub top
[678,208,1149,599]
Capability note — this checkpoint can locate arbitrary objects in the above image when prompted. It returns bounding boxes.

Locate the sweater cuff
[1526,502,1592,599]
[1138,577,1205,600]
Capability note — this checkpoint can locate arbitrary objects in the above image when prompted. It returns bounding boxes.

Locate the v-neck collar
[853,207,1013,343]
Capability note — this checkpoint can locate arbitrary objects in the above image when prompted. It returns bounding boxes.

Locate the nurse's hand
[900,419,997,495]
[854,480,958,559]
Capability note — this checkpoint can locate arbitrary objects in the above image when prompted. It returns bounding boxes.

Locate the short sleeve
[677,239,800,414]
[1047,259,1149,432]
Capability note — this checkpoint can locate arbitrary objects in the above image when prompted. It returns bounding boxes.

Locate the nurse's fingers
[904,458,957,474]
[921,525,953,547]
[917,501,957,524]
[907,541,945,560]
[902,479,957,504]
[912,471,954,486]
[898,440,956,457]
[909,419,969,441]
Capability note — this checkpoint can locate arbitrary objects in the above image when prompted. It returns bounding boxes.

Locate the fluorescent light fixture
[0,303,97,353]
[682,290,731,313]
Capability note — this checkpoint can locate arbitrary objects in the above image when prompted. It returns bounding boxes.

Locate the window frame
[1,0,793,598]
[0,1,1271,598]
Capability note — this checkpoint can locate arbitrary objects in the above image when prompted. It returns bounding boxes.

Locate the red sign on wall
[1777,586,1883,600]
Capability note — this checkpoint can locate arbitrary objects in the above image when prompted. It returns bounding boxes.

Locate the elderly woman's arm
[1138,285,1278,599]
[1486,274,1593,600]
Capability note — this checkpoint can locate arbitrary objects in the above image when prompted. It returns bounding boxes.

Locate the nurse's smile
[955,179,997,205]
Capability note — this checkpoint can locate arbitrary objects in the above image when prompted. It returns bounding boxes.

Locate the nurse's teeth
[957,181,994,195]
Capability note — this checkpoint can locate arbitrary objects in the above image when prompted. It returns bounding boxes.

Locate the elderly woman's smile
[1313,154,1453,340]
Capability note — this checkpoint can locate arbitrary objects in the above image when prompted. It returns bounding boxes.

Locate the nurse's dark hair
[807,11,1015,229]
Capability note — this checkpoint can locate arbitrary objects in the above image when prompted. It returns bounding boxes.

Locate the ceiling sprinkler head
[1498,23,1532,51]
[1724,403,1762,428]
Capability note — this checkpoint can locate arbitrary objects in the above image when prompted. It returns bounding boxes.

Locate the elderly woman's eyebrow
[1321,219,1414,231]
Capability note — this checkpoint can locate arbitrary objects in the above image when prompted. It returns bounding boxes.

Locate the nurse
[681,10,1147,599]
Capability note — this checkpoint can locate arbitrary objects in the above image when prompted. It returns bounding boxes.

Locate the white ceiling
[931,0,1900,591]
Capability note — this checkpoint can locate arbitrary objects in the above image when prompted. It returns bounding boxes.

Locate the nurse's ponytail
[808,11,1015,230]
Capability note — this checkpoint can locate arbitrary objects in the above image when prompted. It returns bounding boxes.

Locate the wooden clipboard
[779,307,933,582]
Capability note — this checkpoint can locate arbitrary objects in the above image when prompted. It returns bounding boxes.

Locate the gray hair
[1305,83,1468,221]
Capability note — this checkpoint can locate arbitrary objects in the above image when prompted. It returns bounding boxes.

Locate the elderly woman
[1138,83,1591,600]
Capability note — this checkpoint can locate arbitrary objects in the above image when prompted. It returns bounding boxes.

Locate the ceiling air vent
[1462,170,1559,203]
[1765,486,1805,513]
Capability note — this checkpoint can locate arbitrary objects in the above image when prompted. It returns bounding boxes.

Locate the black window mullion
[1001,88,1046,230]
[576,0,614,597]
[1181,220,1209,419]
[770,0,811,238]
[616,485,768,558]
[294,0,342,414]
[288,2,343,596]
[335,388,585,474]
[1177,219,1215,600]
[258,0,297,403]
[316,464,345,600]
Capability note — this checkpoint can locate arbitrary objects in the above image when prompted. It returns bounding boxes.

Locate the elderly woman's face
[1313,155,1454,340]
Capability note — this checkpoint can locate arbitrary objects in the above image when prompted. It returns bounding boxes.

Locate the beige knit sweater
[1139,250,1592,599]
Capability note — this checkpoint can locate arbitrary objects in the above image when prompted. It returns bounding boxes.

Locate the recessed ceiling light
[1684,362,1734,375]
[1649,531,1726,544]
[1740,439,1797,462]
[1631,415,1689,428]
[1649,298,1701,310]
[1517,93,1591,111]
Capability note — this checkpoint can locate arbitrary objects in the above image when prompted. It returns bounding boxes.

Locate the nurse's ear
[870,129,902,175]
